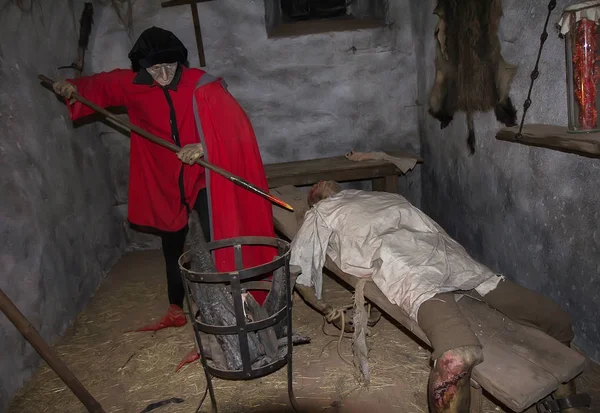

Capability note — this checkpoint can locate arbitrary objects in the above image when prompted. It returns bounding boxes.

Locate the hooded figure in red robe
[53,27,276,368]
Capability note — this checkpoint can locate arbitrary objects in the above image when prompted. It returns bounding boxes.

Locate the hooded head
[128,26,188,72]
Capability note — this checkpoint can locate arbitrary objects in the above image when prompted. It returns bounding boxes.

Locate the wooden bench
[264,151,424,192]
[270,184,587,413]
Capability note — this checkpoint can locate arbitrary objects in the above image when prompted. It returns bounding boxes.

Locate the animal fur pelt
[428,0,518,155]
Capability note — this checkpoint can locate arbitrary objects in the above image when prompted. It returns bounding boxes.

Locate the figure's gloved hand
[131,304,187,332]
[177,143,204,165]
[52,80,77,104]
[175,348,200,372]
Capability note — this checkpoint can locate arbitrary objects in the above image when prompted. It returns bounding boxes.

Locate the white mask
[147,62,178,86]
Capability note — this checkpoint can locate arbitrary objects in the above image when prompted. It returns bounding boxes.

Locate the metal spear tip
[231,176,294,212]
[267,194,294,212]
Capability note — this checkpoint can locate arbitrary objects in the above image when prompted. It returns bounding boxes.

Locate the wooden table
[264,151,424,192]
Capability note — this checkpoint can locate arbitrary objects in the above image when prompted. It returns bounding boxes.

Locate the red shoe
[176,348,200,372]
[131,304,187,332]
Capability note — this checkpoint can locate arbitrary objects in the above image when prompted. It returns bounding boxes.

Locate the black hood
[128,26,188,72]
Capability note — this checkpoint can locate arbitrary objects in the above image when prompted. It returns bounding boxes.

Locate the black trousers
[160,188,211,309]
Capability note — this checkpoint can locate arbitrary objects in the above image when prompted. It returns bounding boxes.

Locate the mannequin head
[146,62,178,86]
[307,180,342,207]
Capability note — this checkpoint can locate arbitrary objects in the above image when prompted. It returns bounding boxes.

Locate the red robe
[66,66,275,304]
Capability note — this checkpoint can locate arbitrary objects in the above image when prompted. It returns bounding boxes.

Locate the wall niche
[265,0,388,38]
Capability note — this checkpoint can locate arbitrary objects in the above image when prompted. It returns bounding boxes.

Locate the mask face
[147,62,178,86]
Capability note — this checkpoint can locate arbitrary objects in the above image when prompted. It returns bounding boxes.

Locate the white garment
[290,190,502,321]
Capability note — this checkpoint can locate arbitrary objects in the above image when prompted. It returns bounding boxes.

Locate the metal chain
[515,0,557,140]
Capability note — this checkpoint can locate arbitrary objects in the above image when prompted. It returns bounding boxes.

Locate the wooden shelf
[496,124,600,158]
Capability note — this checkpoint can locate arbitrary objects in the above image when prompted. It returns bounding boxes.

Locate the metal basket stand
[178,236,299,413]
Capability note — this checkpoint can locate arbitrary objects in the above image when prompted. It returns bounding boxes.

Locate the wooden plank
[470,385,482,413]
[271,185,586,413]
[264,152,423,188]
[457,298,585,411]
[468,335,557,411]
[458,299,585,385]
[496,124,600,159]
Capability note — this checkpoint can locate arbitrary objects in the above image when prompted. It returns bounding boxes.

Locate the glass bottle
[559,2,600,133]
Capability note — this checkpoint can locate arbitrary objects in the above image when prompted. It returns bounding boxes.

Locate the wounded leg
[429,345,483,412]
[417,293,483,412]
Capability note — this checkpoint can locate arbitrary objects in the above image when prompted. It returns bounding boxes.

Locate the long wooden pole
[38,74,294,212]
[0,287,105,413]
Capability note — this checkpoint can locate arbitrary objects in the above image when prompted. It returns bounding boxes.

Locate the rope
[323,304,354,366]
[320,277,373,385]
[324,306,347,323]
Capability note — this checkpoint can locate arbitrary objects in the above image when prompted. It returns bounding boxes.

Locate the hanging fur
[428,0,518,155]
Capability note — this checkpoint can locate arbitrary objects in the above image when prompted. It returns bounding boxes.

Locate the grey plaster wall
[412,0,600,362]
[89,0,422,241]
[0,1,125,410]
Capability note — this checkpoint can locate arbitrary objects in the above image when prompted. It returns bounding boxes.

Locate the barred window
[266,0,388,38]
[281,0,349,21]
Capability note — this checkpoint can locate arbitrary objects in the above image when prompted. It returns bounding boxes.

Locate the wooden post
[470,379,482,413]
[161,0,215,67]
[0,288,105,413]
[372,175,398,193]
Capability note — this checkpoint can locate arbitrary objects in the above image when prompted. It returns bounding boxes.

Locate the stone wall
[0,1,125,409]
[412,0,600,362]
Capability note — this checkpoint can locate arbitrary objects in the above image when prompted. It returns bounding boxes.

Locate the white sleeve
[289,209,332,299]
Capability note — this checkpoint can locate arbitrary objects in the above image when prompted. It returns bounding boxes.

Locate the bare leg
[418,293,483,412]
[429,346,483,413]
